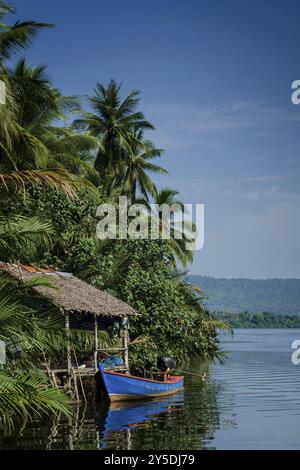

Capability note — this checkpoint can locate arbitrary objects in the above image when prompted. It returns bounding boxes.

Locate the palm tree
[73,79,154,176]
[0,3,87,194]
[152,187,184,208]
[0,1,51,143]
[1,60,99,178]
[142,188,195,267]
[0,1,52,64]
[122,130,167,204]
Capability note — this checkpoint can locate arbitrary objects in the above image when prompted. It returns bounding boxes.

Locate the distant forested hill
[189,276,300,314]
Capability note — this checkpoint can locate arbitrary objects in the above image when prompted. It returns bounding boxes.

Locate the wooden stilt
[73,347,87,404]
[65,310,71,387]
[122,316,129,372]
[94,313,98,372]
[51,371,58,388]
[72,367,80,402]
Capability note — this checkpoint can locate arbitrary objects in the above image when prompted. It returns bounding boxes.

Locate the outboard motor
[157,355,176,372]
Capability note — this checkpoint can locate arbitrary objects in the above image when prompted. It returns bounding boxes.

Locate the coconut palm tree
[0,60,99,179]
[0,3,86,194]
[0,1,52,64]
[0,1,51,145]
[122,130,167,204]
[139,187,195,267]
[73,79,154,177]
[152,187,184,208]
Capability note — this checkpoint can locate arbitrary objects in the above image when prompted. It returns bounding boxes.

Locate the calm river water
[1,329,300,450]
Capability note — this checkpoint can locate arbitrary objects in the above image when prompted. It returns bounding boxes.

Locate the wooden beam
[97,347,126,352]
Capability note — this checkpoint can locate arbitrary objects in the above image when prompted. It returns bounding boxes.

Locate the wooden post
[94,313,98,372]
[122,316,129,372]
[72,367,80,402]
[65,311,71,385]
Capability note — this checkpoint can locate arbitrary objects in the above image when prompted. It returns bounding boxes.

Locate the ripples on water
[1,329,300,450]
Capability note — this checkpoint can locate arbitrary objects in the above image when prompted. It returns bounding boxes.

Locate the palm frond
[0,20,53,61]
[0,169,78,198]
[0,215,53,261]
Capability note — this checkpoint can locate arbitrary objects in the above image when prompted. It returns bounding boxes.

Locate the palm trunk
[131,174,137,205]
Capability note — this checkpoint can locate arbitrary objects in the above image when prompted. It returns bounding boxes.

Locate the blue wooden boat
[99,364,184,402]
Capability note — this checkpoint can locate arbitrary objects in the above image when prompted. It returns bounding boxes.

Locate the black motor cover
[157,355,176,372]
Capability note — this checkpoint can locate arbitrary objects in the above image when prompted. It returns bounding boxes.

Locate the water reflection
[0,360,227,450]
[2,330,299,449]
[100,392,184,449]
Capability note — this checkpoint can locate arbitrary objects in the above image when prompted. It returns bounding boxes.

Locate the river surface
[1,328,300,450]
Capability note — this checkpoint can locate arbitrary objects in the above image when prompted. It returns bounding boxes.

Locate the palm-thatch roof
[0,263,137,318]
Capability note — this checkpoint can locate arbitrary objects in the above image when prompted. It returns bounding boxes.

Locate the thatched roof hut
[0,262,137,319]
[0,263,136,373]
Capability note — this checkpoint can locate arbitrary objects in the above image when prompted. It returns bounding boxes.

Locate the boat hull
[98,364,184,402]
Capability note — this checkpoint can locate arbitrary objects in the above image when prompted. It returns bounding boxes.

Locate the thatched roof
[0,263,137,318]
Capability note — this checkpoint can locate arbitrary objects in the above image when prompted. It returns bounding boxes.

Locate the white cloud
[145,101,300,138]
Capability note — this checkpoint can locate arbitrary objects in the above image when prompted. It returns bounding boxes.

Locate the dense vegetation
[190,276,300,314]
[213,311,300,328]
[0,2,228,431]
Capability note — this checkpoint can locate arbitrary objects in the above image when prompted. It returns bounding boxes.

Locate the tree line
[213,311,300,328]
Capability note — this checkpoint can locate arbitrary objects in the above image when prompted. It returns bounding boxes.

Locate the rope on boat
[174,369,207,380]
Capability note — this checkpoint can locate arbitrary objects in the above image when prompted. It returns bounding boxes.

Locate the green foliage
[94,240,226,371]
[2,181,226,372]
[0,1,229,432]
[0,272,71,432]
[0,369,71,434]
[0,215,53,262]
[2,185,100,268]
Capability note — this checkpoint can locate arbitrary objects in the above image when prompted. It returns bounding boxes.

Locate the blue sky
[9,0,300,278]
